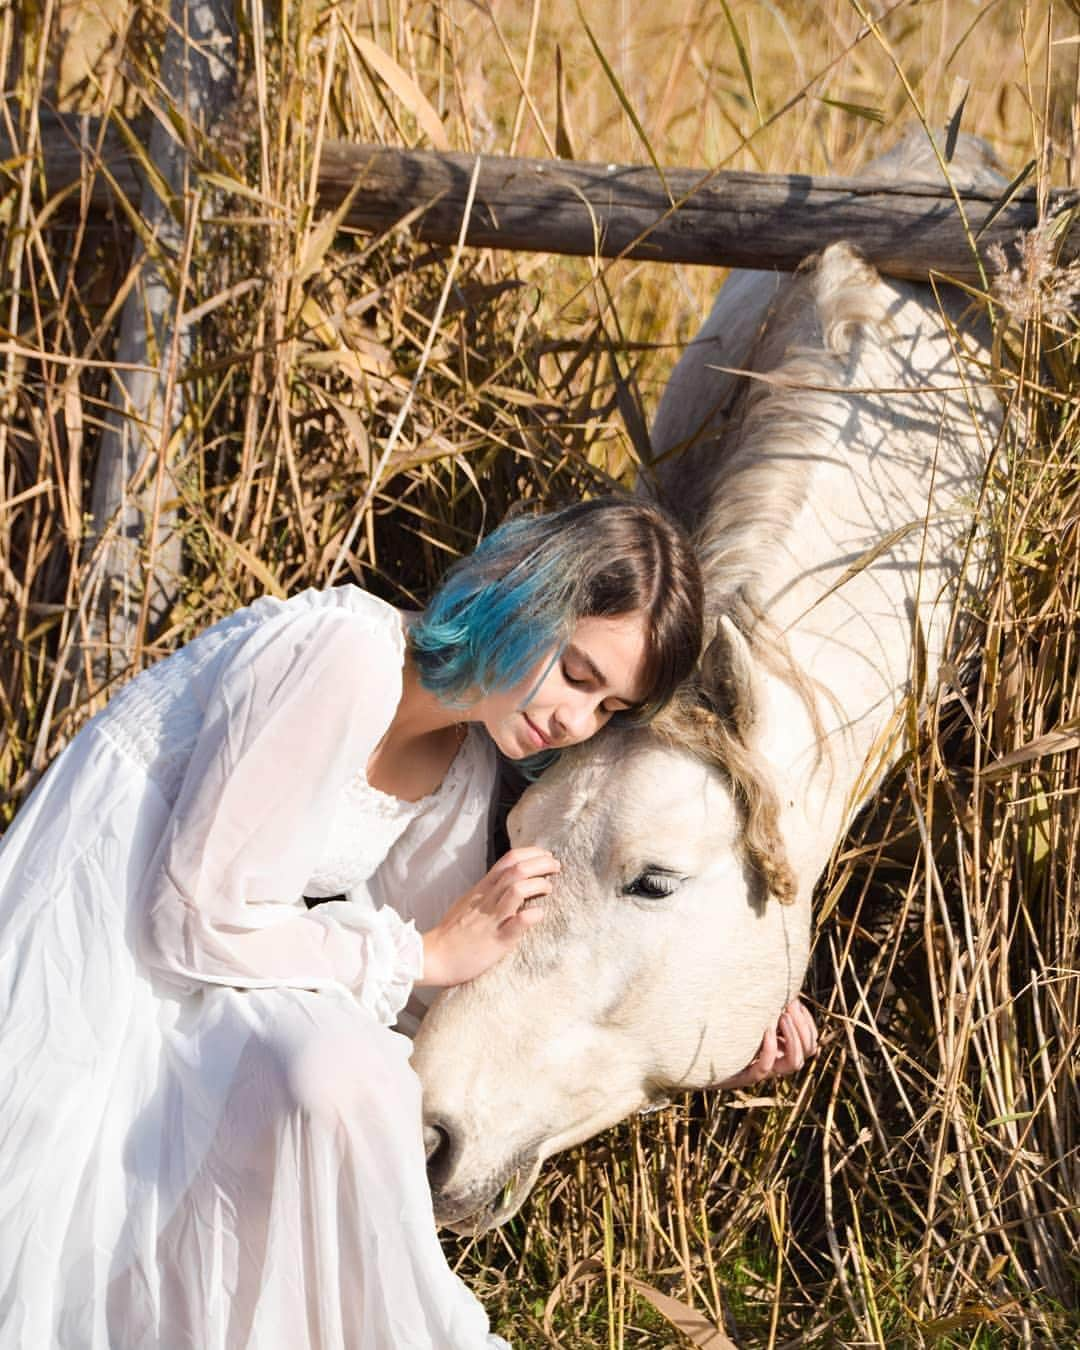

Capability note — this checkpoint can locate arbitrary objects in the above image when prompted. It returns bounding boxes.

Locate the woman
[0,497,809,1348]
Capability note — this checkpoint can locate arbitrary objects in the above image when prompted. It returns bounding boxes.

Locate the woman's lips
[522,714,549,749]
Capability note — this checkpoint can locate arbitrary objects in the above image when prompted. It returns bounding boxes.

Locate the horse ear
[699,615,759,741]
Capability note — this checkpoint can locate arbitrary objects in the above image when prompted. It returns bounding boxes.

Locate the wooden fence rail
[317,144,1075,284]
[18,117,1080,283]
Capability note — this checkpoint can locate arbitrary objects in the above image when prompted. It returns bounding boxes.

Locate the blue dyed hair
[409,512,577,704]
[409,498,704,718]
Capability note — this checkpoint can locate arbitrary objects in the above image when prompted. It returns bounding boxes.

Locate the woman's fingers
[774,1000,819,1073]
[719,999,820,1090]
[423,851,560,986]
[479,849,559,917]
[780,999,818,1056]
[790,998,819,1054]
[493,874,554,918]
[487,847,560,880]
[777,1012,804,1070]
[496,904,547,941]
[753,1026,779,1077]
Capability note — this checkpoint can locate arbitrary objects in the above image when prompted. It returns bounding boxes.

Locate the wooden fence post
[87,0,235,683]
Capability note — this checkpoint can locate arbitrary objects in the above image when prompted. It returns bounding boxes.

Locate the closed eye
[622,870,684,900]
[561,663,627,716]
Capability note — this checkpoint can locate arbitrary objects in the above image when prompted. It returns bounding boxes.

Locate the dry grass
[1,0,1078,1345]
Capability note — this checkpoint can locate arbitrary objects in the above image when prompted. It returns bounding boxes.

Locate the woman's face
[474,611,651,760]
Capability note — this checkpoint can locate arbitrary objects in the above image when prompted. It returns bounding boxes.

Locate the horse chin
[437,1156,543,1236]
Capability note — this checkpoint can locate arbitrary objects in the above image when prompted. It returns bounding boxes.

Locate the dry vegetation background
[2,0,1078,1345]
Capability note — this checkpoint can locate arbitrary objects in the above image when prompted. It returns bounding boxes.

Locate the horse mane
[647,244,897,905]
[693,245,890,616]
[643,129,1004,906]
[681,123,1004,613]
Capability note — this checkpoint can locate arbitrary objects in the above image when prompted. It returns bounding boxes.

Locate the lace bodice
[304,730,480,897]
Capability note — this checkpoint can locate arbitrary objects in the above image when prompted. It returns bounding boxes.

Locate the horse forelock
[651,682,798,906]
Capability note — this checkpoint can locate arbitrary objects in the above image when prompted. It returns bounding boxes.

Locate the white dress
[0,586,510,1349]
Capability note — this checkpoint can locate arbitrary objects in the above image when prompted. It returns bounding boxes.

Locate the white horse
[411,134,1004,1230]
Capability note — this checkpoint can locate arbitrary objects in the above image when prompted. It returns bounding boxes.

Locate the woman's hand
[719,996,818,1090]
[419,847,558,988]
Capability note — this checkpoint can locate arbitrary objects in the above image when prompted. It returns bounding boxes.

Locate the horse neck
[707,290,993,862]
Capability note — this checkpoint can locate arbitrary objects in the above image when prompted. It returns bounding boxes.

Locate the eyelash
[561,662,623,716]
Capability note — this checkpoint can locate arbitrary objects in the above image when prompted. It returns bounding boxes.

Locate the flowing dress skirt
[0,719,506,1348]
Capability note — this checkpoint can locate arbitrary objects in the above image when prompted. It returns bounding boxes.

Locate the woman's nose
[558,692,603,742]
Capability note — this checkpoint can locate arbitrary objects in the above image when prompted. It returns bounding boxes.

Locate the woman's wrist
[419,929,449,988]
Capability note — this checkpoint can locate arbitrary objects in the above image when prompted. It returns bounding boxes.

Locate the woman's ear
[699,614,760,742]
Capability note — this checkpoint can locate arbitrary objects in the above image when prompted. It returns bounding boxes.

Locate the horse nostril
[423,1118,458,1191]
[424,1123,447,1162]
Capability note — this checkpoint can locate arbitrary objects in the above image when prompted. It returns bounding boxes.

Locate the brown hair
[566,497,704,721]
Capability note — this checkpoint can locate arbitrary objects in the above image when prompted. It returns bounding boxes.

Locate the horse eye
[623,871,682,900]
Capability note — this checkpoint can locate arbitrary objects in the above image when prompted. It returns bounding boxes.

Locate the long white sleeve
[139,602,424,1017]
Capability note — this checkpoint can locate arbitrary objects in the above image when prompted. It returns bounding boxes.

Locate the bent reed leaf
[349,35,450,152]
[815,96,887,124]
[981,719,1080,778]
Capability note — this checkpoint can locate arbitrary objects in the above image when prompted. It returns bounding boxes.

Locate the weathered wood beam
[316,144,1075,284]
[23,130,1076,284]
[87,0,235,684]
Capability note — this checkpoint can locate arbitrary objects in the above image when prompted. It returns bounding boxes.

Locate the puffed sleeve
[139,602,425,1021]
